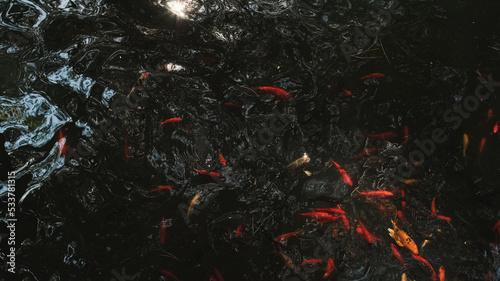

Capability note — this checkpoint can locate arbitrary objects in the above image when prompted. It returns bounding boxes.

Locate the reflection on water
[1,0,500,280]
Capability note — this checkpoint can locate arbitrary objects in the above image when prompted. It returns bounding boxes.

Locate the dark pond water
[1,0,500,280]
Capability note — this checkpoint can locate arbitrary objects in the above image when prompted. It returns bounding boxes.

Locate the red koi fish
[342,89,352,96]
[439,266,445,281]
[493,220,500,232]
[331,161,353,186]
[351,148,377,158]
[357,220,381,243]
[431,197,437,217]
[275,231,300,242]
[366,132,397,141]
[390,243,406,269]
[299,259,322,267]
[404,125,409,144]
[274,251,294,270]
[480,137,487,155]
[161,117,182,124]
[397,210,408,224]
[159,269,179,281]
[436,215,451,222]
[314,206,345,215]
[218,150,226,166]
[317,216,342,224]
[341,215,350,230]
[214,268,224,281]
[488,109,493,121]
[159,217,167,246]
[150,185,173,192]
[224,102,243,108]
[235,225,243,239]
[140,72,150,80]
[401,189,407,213]
[253,87,293,100]
[356,190,394,197]
[324,258,335,278]
[192,168,220,177]
[58,130,67,156]
[412,254,436,281]
[493,124,499,134]
[360,73,385,80]
[300,212,337,220]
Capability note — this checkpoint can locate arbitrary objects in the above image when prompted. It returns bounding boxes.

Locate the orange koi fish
[150,185,173,192]
[159,217,167,246]
[274,251,295,270]
[342,88,352,96]
[390,243,406,269]
[235,225,243,239]
[480,137,486,155]
[218,150,226,166]
[159,269,180,281]
[324,258,335,278]
[188,192,202,217]
[412,254,436,281]
[356,190,394,197]
[331,161,353,186]
[366,132,397,140]
[439,266,445,281]
[299,259,322,267]
[404,179,420,185]
[463,134,469,157]
[404,125,409,144]
[253,87,293,100]
[192,168,220,178]
[161,117,182,124]
[351,148,377,158]
[388,220,418,254]
[58,130,67,156]
[287,153,310,170]
[360,73,385,80]
[224,102,243,108]
[431,197,437,217]
[275,231,300,242]
[401,273,407,281]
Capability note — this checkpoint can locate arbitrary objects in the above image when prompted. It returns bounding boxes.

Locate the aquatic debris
[388,220,418,254]
[253,86,293,100]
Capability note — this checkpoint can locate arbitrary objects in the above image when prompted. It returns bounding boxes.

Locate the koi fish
[366,132,397,141]
[404,179,420,185]
[488,109,493,121]
[161,117,182,124]
[150,185,173,192]
[275,251,295,270]
[341,215,350,230]
[476,70,498,83]
[300,212,337,220]
[493,221,500,232]
[436,215,451,222]
[139,72,150,80]
[287,153,311,170]
[494,124,498,134]
[314,206,345,215]
[463,134,469,157]
[159,217,167,246]
[421,239,430,249]
[218,150,226,166]
[401,273,407,281]
[351,148,377,158]
[356,221,380,243]
[214,268,224,281]
[401,189,407,212]
[299,259,322,267]
[208,273,217,281]
[58,130,66,156]
[275,231,300,242]
[324,258,335,278]
[439,266,445,281]
[356,190,394,197]
[331,161,353,186]
[412,254,436,281]
[235,225,243,239]
[397,210,408,224]
[391,243,406,269]
[360,73,385,80]
[342,88,352,96]
[388,220,418,254]
[404,125,409,144]
[192,168,220,178]
[480,137,486,155]
[159,269,180,281]
[253,87,293,100]
[431,197,437,217]
[224,102,243,108]
[188,193,202,217]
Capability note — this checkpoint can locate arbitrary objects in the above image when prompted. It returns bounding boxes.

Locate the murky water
[1,0,500,280]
